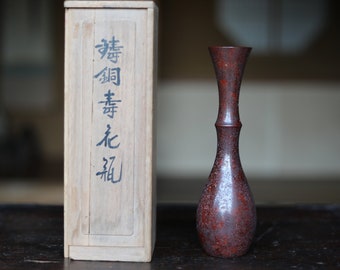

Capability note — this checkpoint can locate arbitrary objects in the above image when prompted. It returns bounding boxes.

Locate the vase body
[196,46,256,258]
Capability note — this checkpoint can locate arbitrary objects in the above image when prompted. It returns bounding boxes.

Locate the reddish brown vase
[196,46,256,258]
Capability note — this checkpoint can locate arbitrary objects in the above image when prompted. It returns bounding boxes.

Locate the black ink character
[94,67,121,86]
[96,156,122,183]
[98,89,121,119]
[95,36,123,63]
[96,124,120,149]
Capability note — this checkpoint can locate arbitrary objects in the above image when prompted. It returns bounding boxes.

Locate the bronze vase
[196,46,257,258]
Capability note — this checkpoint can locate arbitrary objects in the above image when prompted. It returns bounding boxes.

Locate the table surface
[0,204,339,270]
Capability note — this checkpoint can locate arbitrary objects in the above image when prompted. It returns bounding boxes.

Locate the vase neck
[215,126,240,157]
[210,126,244,184]
[216,81,241,126]
[209,47,251,126]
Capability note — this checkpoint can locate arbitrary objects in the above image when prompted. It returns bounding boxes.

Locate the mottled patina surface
[196,46,257,258]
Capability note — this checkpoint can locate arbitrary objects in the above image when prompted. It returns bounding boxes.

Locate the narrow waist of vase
[215,123,242,128]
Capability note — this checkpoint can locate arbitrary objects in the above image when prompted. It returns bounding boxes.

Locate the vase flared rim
[209,46,252,49]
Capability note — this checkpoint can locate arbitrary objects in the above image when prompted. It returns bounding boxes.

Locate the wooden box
[64,1,158,262]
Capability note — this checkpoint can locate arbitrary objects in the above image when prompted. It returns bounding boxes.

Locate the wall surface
[157,80,340,179]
